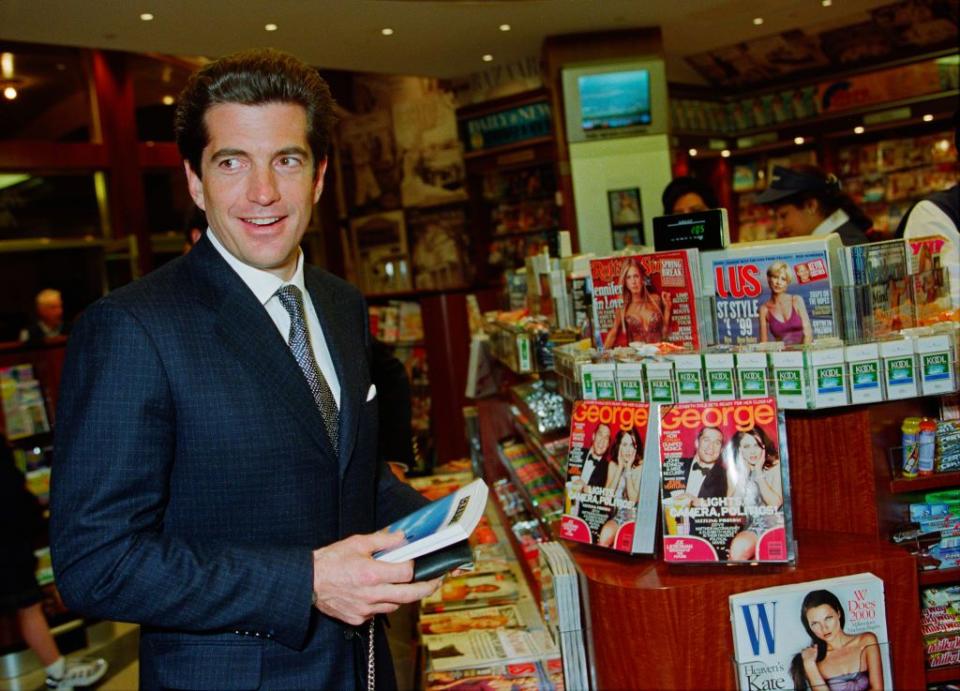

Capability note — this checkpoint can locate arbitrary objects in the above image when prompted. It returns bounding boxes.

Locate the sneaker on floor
[46,658,109,690]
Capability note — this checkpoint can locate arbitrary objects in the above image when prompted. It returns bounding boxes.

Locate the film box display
[846,342,884,404]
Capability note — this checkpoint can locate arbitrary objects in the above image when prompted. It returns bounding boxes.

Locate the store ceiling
[0,0,897,84]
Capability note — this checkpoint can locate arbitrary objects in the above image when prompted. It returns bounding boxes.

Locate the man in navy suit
[50,49,438,690]
[675,426,728,544]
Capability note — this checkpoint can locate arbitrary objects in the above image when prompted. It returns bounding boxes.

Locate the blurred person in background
[662,176,720,215]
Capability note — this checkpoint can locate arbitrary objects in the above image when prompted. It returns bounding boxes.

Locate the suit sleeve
[50,300,313,650]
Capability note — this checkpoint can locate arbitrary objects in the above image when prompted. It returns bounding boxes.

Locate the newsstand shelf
[919,567,960,586]
[890,471,960,494]
[926,664,960,684]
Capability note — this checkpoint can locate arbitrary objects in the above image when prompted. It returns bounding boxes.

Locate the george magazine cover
[730,573,892,691]
[703,236,841,346]
[589,250,702,351]
[559,400,660,554]
[659,397,792,563]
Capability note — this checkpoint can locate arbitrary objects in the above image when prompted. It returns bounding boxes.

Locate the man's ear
[312,157,329,203]
[184,160,205,210]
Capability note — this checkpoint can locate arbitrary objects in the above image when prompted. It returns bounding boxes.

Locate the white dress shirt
[207,229,341,407]
[903,200,960,309]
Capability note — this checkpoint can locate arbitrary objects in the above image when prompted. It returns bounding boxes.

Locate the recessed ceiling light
[3,86,17,100]
[794,136,805,145]
[854,126,865,134]
[688,148,698,157]
[753,17,764,25]
[381,27,394,36]
[0,53,12,80]
[721,149,731,158]
[499,24,511,32]
[140,12,154,21]
[482,54,494,62]
[922,113,934,122]
[264,23,278,32]
[162,95,175,106]
[821,0,832,6]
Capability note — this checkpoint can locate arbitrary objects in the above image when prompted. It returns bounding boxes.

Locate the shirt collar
[206,228,306,305]
[812,208,850,236]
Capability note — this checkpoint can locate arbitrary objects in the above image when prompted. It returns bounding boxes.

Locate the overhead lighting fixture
[688,148,698,157]
[721,149,731,158]
[3,86,17,100]
[381,27,394,36]
[499,24,511,31]
[922,113,934,122]
[482,54,494,62]
[821,0,832,6]
[139,12,154,21]
[1,52,13,80]
[794,136,805,145]
[264,23,278,32]
[854,126,865,134]
[162,95,175,106]
[753,17,764,25]
[937,138,951,152]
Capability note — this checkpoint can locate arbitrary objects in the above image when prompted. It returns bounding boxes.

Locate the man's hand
[311,530,441,626]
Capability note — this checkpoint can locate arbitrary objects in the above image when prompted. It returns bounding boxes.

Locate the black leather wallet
[412,541,473,581]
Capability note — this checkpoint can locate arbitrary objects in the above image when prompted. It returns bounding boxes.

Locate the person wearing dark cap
[661,176,721,215]
[755,164,871,246]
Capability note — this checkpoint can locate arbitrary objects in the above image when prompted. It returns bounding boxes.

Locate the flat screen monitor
[562,59,667,143]
[578,70,651,133]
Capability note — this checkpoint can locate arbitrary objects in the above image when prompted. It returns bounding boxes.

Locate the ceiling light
[821,0,832,6]
[922,113,934,122]
[854,126,865,134]
[381,27,394,36]
[482,54,494,62]
[688,148,698,157]
[937,139,950,152]
[3,86,17,100]
[753,17,764,25]
[499,24,511,32]
[721,149,731,158]
[162,95,175,106]
[794,136,805,145]
[139,12,154,21]
[1,52,13,80]
[264,23,278,32]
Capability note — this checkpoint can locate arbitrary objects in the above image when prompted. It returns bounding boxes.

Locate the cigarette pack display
[916,333,956,395]
[730,573,892,690]
[846,342,884,404]
[614,361,645,402]
[771,349,811,409]
[644,360,676,404]
[704,351,737,401]
[670,353,706,402]
[702,235,842,346]
[559,400,660,554]
[736,351,770,399]
[810,345,848,408]
[580,362,616,401]
[880,338,919,400]
[589,250,703,351]
[659,397,793,563]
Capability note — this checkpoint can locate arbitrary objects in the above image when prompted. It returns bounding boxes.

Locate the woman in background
[789,589,884,690]
[759,260,813,345]
[726,426,783,561]
[597,427,644,548]
[756,164,871,246]
[661,176,720,215]
[603,257,672,348]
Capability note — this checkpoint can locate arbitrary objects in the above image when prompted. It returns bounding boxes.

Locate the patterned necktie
[275,285,339,452]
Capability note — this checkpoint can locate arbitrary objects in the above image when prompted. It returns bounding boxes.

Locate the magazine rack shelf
[475,390,936,689]
[926,664,960,684]
[919,567,960,587]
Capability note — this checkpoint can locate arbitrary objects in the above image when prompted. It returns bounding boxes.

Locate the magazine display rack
[476,374,935,688]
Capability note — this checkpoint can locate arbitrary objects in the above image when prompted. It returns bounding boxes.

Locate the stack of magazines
[539,542,590,691]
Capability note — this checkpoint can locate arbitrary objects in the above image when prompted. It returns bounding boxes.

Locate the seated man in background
[19,289,69,343]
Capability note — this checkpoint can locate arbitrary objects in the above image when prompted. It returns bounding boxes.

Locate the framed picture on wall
[608,187,644,247]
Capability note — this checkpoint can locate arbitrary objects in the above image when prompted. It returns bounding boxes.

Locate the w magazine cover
[730,573,891,690]
[660,397,792,563]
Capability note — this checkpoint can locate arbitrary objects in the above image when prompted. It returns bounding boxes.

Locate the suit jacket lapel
[187,237,338,464]
[305,269,362,476]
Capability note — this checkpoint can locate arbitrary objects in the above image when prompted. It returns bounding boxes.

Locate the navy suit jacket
[50,235,427,690]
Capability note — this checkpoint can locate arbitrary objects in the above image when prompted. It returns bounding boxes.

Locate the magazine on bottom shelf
[730,573,892,691]
[423,628,558,672]
[659,397,794,563]
[424,658,565,691]
[419,605,526,636]
[559,400,660,554]
[702,235,842,346]
[589,250,703,351]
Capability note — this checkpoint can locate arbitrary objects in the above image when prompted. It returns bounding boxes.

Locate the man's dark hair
[174,48,337,179]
